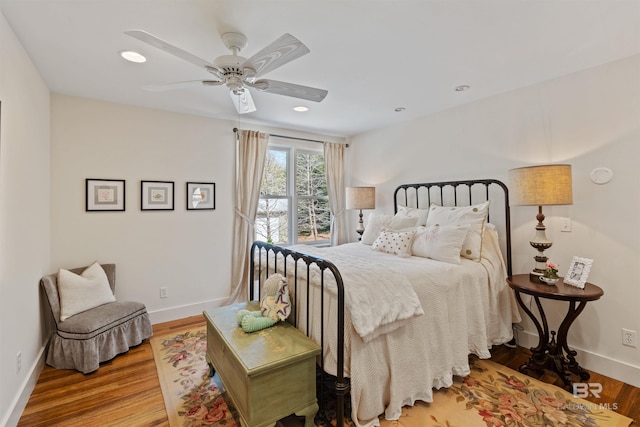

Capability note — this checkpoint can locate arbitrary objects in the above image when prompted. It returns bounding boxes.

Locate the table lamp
[509,164,573,281]
[345,186,376,239]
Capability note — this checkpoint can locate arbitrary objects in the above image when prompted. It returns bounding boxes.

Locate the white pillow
[411,224,470,264]
[426,201,490,261]
[387,215,419,231]
[361,213,392,245]
[57,262,116,321]
[361,213,418,245]
[372,229,416,257]
[396,205,430,226]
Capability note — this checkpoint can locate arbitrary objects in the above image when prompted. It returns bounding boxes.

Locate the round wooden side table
[507,274,604,389]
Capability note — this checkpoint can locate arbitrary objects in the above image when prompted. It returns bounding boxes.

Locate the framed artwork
[186,182,215,210]
[564,256,593,289]
[141,181,174,211]
[86,179,125,211]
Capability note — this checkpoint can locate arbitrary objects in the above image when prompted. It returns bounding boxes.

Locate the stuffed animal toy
[236,273,291,333]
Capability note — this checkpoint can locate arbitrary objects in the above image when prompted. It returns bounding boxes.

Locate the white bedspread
[259,226,520,427]
[288,245,425,342]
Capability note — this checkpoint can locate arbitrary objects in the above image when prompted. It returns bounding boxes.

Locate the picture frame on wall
[186,182,215,210]
[564,256,593,289]
[86,179,125,211]
[141,181,174,211]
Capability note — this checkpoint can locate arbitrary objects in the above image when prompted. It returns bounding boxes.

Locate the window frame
[257,138,329,246]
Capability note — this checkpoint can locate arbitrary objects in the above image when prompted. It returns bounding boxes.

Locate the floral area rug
[151,328,633,427]
[150,328,239,427]
[378,358,633,427]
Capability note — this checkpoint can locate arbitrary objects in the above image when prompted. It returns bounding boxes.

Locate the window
[256,143,330,245]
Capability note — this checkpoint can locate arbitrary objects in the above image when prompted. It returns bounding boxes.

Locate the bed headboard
[393,179,512,276]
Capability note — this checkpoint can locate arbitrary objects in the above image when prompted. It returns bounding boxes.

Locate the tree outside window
[256,147,329,245]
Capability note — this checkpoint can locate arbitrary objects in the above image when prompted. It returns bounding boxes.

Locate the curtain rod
[233,127,348,147]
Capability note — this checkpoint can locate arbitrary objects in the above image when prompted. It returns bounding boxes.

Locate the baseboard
[2,345,46,427]
[147,297,228,325]
[515,329,640,388]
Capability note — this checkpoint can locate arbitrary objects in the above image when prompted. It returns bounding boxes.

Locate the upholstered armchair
[41,263,152,374]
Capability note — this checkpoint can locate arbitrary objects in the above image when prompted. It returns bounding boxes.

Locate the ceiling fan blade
[125,29,216,70]
[258,79,328,102]
[230,89,256,114]
[142,80,223,92]
[243,33,309,78]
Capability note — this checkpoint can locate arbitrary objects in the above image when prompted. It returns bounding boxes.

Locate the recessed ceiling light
[120,50,147,63]
[293,106,309,112]
[455,85,470,92]
[394,107,406,112]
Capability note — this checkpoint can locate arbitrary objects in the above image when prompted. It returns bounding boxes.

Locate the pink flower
[538,395,563,409]
[184,404,208,420]
[478,409,505,427]
[498,395,518,406]
[498,405,525,422]
[463,376,481,387]
[170,351,188,364]
[504,376,526,390]
[202,406,226,424]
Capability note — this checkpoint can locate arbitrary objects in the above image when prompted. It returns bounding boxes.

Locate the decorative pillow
[57,262,115,321]
[396,205,430,226]
[361,213,392,245]
[371,230,416,257]
[411,224,471,264]
[425,201,490,261]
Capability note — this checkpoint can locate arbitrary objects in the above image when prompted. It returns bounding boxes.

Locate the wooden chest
[204,302,320,427]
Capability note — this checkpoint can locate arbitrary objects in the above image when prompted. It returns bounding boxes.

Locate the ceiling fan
[125,30,328,114]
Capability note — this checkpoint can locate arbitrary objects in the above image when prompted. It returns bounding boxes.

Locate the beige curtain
[323,142,348,246]
[229,130,269,303]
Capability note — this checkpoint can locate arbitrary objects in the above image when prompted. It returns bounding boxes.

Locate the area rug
[151,327,633,427]
[380,358,634,427]
[150,328,238,427]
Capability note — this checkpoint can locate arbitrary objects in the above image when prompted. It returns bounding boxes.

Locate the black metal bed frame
[249,179,511,426]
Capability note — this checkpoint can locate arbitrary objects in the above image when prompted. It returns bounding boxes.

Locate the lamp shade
[509,164,573,206]
[345,187,376,210]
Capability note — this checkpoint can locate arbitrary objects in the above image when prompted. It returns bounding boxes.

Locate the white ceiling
[1,1,638,137]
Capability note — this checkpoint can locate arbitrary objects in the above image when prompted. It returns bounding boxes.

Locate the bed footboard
[250,241,349,426]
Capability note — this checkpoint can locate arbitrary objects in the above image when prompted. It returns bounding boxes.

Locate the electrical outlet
[560,217,572,232]
[160,287,168,299]
[16,351,22,374]
[622,328,637,347]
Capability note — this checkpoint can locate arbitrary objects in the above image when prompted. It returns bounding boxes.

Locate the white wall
[0,11,51,427]
[49,96,344,325]
[51,95,236,323]
[347,54,640,387]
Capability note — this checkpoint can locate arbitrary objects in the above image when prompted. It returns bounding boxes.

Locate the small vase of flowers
[540,262,559,284]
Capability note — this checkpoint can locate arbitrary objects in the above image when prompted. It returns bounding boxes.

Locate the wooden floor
[18,315,640,426]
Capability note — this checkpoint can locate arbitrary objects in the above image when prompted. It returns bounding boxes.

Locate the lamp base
[530,270,543,282]
[355,209,365,241]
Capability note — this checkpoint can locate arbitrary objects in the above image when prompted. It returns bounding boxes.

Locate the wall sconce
[509,164,573,281]
[345,187,376,239]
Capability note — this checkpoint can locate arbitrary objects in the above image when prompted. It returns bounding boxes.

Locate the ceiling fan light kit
[125,30,327,115]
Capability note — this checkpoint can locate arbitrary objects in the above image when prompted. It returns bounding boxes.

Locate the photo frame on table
[86,179,125,211]
[141,181,174,211]
[564,256,593,289]
[186,182,215,210]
